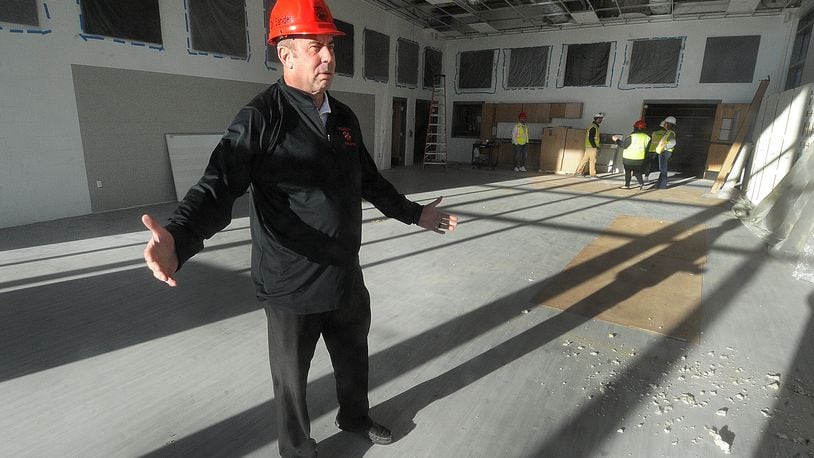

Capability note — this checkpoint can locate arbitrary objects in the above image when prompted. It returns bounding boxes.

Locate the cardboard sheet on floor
[534,215,706,342]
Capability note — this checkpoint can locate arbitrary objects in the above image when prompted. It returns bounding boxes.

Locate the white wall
[0,0,441,228]
[442,16,795,162]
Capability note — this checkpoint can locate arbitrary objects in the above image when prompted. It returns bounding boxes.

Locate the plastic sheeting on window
[458,49,496,90]
[188,0,247,58]
[423,47,442,89]
[334,19,354,77]
[263,0,277,68]
[363,28,389,83]
[396,38,419,87]
[563,42,611,87]
[700,35,760,84]
[0,0,39,26]
[504,46,549,89]
[733,140,814,283]
[80,0,162,44]
[627,38,682,84]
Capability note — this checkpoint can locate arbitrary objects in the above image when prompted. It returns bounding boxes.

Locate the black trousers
[623,158,644,187]
[263,279,372,457]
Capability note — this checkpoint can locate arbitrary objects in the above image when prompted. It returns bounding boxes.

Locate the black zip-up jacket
[166,79,423,313]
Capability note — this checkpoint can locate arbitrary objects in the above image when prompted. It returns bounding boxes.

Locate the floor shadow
[0,195,253,252]
[0,261,258,382]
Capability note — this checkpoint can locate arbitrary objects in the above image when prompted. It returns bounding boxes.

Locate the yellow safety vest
[656,129,675,154]
[513,123,529,145]
[623,132,650,160]
[648,129,665,153]
[584,122,600,148]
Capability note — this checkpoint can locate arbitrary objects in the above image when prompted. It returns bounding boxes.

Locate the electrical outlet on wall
[96,180,103,188]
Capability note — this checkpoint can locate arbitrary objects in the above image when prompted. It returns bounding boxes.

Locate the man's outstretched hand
[418,197,458,234]
[142,214,179,287]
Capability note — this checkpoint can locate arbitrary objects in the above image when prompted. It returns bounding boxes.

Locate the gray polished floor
[1,165,812,457]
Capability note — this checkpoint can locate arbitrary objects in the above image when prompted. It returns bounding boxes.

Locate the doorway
[391,97,407,167]
[414,99,431,165]
[642,102,718,178]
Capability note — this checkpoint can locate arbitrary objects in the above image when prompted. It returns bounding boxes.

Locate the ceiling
[362,0,802,38]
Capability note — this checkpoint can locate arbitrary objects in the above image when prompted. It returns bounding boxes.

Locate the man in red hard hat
[141,0,458,456]
[512,112,529,172]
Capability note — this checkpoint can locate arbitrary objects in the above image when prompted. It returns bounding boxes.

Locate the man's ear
[277,46,291,68]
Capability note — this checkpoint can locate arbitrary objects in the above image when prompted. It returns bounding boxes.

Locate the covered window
[0,0,39,26]
[457,49,497,92]
[334,19,354,77]
[504,46,549,89]
[263,0,277,68]
[451,102,483,138]
[786,11,814,90]
[188,0,247,58]
[396,38,419,87]
[423,47,442,89]
[700,35,760,83]
[626,38,683,85]
[80,0,163,44]
[563,42,612,87]
[364,28,389,83]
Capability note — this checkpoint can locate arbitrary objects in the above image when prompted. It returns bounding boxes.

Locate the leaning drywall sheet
[165,133,222,201]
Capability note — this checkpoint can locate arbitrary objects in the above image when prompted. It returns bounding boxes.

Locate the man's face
[595,117,604,124]
[278,34,336,96]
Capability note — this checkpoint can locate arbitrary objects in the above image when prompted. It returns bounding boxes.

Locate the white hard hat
[662,116,677,125]
[593,112,606,118]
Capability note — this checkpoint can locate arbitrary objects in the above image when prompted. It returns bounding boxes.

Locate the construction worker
[643,122,665,185]
[612,120,651,189]
[655,116,677,189]
[140,0,458,456]
[512,111,529,172]
[574,112,605,178]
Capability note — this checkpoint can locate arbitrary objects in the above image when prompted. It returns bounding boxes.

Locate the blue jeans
[513,143,528,168]
[657,150,672,189]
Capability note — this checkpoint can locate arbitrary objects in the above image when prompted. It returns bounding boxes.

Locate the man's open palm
[142,214,179,287]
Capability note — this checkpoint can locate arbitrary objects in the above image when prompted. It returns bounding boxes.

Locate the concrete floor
[1,165,813,457]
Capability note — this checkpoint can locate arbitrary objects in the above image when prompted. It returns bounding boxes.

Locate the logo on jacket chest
[337,127,357,147]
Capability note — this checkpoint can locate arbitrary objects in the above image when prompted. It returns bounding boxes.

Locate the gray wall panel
[72,65,375,212]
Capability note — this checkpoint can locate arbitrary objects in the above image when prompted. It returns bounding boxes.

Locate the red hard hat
[634,119,647,129]
[519,112,527,119]
[268,0,345,45]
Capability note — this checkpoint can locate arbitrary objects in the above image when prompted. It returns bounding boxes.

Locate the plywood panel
[564,103,583,119]
[522,103,550,123]
[495,103,524,123]
[540,126,567,172]
[560,128,586,174]
[705,143,731,172]
[534,215,706,342]
[550,103,566,119]
[480,103,496,139]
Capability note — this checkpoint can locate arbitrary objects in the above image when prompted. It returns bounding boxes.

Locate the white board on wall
[165,133,222,201]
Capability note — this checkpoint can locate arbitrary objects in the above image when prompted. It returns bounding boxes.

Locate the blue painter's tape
[11,29,24,33]
[44,3,51,19]
[113,39,125,44]
[149,45,164,51]
[214,55,224,59]
[132,42,145,47]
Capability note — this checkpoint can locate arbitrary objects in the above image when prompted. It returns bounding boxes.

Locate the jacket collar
[278,77,329,110]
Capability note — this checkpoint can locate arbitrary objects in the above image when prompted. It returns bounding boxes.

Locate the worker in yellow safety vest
[654,116,677,189]
[643,124,664,185]
[512,112,529,172]
[612,119,651,189]
[574,112,605,178]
